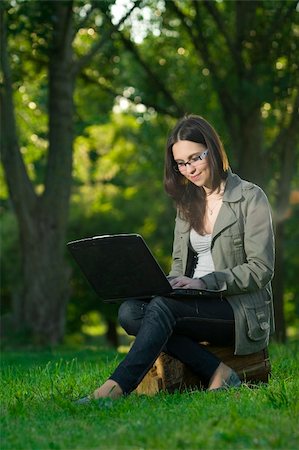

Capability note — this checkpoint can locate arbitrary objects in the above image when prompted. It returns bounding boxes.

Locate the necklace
[207,204,219,215]
[206,197,223,215]
[205,182,225,216]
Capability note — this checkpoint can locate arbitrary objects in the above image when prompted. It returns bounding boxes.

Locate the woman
[78,114,275,402]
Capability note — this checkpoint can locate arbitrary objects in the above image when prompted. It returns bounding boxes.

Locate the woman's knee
[118,299,145,336]
[147,296,174,315]
[145,296,175,328]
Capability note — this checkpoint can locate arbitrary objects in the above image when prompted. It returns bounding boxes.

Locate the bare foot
[92,380,123,399]
[208,362,232,390]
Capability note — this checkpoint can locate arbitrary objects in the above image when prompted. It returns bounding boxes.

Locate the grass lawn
[0,342,298,450]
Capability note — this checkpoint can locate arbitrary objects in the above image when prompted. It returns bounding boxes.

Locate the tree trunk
[1,2,75,344]
[20,211,71,344]
[226,108,288,341]
[234,110,264,187]
[106,318,119,348]
[21,4,75,344]
[272,221,286,342]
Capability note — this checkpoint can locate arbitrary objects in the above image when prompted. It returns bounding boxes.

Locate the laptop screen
[67,234,171,302]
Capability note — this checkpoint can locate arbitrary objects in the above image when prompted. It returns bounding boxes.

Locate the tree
[100,0,299,341]
[0,0,138,344]
[1,0,297,345]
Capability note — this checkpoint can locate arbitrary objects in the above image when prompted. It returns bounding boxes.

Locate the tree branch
[0,6,37,218]
[269,94,299,221]
[99,5,184,117]
[73,3,96,37]
[72,0,141,76]
[257,1,296,53]
[117,32,184,117]
[202,0,244,70]
[169,0,238,120]
[80,71,179,117]
[269,94,299,157]
[171,1,226,98]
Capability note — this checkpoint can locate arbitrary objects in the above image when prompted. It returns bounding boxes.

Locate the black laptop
[67,234,222,303]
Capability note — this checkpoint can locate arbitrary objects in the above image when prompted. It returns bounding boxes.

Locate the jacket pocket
[221,231,246,265]
[244,305,270,341]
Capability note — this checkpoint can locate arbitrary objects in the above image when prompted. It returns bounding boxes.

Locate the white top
[190,229,215,278]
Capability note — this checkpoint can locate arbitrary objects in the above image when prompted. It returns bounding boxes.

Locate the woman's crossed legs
[93,295,235,398]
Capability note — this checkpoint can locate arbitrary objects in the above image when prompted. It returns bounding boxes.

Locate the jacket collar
[223,169,243,203]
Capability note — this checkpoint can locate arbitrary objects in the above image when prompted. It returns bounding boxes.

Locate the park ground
[1,341,298,450]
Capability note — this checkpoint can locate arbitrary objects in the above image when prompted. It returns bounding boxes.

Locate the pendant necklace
[205,181,226,216]
[206,197,222,216]
[207,204,218,215]
[207,206,215,215]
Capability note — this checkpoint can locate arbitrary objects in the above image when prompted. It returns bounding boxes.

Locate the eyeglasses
[174,149,209,172]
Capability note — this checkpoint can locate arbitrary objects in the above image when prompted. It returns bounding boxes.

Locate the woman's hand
[169,276,206,290]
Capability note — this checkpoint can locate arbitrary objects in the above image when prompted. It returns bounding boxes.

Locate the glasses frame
[173,149,209,173]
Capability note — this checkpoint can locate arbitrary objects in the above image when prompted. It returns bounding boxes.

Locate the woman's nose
[186,163,196,173]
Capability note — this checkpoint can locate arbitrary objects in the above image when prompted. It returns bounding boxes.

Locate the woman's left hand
[169,276,206,289]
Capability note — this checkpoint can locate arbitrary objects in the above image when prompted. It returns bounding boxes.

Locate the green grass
[1,342,298,450]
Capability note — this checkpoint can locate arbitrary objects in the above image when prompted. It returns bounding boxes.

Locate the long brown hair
[164,115,229,234]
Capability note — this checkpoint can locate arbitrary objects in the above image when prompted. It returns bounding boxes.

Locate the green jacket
[169,171,275,355]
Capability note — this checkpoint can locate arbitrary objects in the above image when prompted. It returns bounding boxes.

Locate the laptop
[67,233,222,303]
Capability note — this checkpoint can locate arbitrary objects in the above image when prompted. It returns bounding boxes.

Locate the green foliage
[1,343,298,449]
[114,0,299,184]
[1,0,298,344]
[66,112,176,335]
[283,205,299,337]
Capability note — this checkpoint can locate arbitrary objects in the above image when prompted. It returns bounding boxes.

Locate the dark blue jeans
[110,296,235,394]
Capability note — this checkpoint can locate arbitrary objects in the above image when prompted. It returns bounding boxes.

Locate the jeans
[110,295,235,394]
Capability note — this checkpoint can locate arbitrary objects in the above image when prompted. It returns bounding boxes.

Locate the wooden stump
[136,345,271,395]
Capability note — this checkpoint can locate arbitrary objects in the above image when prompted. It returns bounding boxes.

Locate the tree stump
[136,345,271,395]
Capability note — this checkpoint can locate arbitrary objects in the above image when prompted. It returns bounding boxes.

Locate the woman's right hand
[169,276,206,290]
